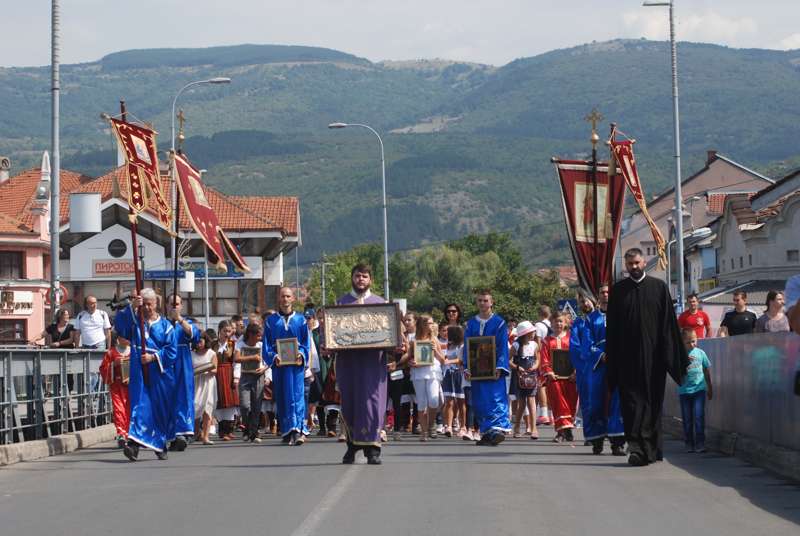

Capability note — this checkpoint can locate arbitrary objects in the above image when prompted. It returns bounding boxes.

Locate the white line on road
[288,464,362,536]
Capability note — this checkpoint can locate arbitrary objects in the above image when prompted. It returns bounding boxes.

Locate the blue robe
[463,314,511,435]
[570,309,623,442]
[263,312,309,437]
[173,319,200,437]
[114,306,177,452]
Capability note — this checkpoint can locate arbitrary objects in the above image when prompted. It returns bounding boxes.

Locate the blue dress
[263,312,310,437]
[173,319,200,437]
[569,309,624,442]
[114,306,177,452]
[462,314,511,435]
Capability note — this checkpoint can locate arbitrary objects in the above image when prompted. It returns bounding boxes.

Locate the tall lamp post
[643,0,685,311]
[328,122,391,300]
[169,77,231,291]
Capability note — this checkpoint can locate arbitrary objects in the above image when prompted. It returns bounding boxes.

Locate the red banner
[609,131,667,270]
[109,118,172,227]
[172,152,250,273]
[553,158,626,296]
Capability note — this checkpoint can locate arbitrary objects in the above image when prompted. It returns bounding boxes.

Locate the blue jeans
[679,391,706,450]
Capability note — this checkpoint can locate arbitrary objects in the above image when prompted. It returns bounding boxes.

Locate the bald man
[263,287,310,446]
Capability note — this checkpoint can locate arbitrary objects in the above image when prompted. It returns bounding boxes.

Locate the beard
[629,268,644,280]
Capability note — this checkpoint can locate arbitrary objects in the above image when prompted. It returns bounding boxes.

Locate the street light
[643,0,685,311]
[667,226,711,295]
[169,77,231,294]
[328,122,391,300]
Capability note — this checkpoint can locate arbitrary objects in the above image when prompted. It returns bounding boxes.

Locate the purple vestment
[336,291,388,447]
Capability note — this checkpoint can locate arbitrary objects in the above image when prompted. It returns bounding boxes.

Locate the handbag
[518,370,537,390]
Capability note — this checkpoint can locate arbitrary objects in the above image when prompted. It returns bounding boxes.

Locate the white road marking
[288,464,362,536]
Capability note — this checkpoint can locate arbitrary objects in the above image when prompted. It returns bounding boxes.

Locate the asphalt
[1,427,798,536]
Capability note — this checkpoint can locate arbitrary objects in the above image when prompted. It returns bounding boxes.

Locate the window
[0,319,26,343]
[215,280,240,316]
[788,250,800,263]
[748,254,752,266]
[739,256,743,269]
[730,258,734,271]
[0,251,23,279]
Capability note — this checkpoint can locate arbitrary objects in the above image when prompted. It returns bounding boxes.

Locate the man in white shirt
[74,295,111,349]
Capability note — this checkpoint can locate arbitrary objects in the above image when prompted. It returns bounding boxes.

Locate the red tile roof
[707,192,757,216]
[0,212,34,235]
[0,168,93,227]
[1,166,299,237]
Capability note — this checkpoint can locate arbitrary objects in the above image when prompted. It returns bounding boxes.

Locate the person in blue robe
[570,287,625,456]
[463,289,511,446]
[263,287,310,446]
[168,295,200,450]
[114,288,177,460]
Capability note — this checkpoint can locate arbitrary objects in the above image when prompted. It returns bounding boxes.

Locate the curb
[0,424,117,467]
[663,416,800,482]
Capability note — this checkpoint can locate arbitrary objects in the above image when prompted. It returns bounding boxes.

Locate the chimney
[706,150,718,165]
[0,156,10,184]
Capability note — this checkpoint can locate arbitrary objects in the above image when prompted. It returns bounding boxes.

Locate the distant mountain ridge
[1,39,798,267]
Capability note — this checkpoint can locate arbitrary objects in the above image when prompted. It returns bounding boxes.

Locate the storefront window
[0,251,23,279]
[0,319,26,343]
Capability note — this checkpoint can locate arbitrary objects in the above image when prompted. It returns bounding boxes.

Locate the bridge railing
[0,348,110,445]
[664,332,800,451]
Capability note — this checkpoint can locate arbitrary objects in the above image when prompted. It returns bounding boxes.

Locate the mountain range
[1,40,799,267]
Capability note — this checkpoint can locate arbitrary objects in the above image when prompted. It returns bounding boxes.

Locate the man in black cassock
[606,248,689,466]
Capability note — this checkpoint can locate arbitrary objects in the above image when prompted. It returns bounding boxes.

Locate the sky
[3,0,799,67]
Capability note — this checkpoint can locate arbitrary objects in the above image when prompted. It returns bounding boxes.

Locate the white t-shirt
[410,339,440,382]
[534,319,551,341]
[235,339,263,376]
[75,309,111,347]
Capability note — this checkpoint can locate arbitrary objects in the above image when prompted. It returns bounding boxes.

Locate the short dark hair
[624,248,644,259]
[192,330,215,352]
[687,292,699,301]
[733,290,747,300]
[351,263,373,277]
[475,288,493,297]
[444,303,463,323]
[244,322,262,339]
[447,325,464,346]
[231,314,243,322]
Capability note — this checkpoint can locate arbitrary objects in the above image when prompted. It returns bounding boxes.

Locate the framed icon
[239,345,263,372]
[552,349,574,379]
[322,303,402,351]
[414,340,434,366]
[466,336,496,380]
[114,357,130,384]
[276,337,300,367]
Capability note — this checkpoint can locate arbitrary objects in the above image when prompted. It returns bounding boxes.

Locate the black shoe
[116,437,126,449]
[282,434,292,444]
[317,429,327,437]
[564,429,574,442]
[592,439,604,455]
[174,436,188,452]
[342,445,358,464]
[288,432,297,446]
[611,445,626,456]
[490,432,505,446]
[155,450,168,461]
[628,452,647,466]
[123,441,139,462]
[476,434,493,446]
[366,447,382,465]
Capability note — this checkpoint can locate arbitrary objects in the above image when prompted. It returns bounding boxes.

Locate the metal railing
[0,348,110,444]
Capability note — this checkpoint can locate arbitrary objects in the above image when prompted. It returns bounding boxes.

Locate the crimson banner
[172,152,250,273]
[553,158,626,296]
[609,131,667,270]
[109,118,172,227]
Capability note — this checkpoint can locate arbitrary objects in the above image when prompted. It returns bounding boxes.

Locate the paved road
[1,427,798,536]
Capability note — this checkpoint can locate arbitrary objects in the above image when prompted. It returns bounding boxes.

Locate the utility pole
[49,0,61,321]
[316,258,334,307]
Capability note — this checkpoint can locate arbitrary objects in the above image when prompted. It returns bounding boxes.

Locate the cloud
[623,8,757,45]
[775,33,800,50]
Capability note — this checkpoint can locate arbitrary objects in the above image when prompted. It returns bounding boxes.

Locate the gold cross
[177,109,186,150]
[584,108,603,146]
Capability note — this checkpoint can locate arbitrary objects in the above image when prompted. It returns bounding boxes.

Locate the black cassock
[606,276,689,463]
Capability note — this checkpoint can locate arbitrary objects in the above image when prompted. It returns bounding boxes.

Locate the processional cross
[177,109,187,152]
[584,108,604,147]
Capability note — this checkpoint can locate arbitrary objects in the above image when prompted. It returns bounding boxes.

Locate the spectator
[678,293,711,339]
[533,305,553,425]
[444,303,463,327]
[754,290,790,333]
[442,325,465,438]
[718,291,757,337]
[678,328,713,453]
[74,295,111,349]
[33,308,76,348]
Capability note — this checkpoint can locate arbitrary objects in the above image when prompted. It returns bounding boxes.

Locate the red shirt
[678,309,711,339]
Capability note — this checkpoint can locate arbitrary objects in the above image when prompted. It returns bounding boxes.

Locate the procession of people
[90,249,758,468]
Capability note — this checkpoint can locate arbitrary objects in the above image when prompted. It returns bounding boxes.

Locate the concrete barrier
[0,423,116,467]
[663,332,800,481]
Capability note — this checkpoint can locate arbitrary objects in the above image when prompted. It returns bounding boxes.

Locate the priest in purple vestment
[335,263,395,465]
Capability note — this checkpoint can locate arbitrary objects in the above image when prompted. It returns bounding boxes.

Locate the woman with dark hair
[33,308,76,348]
[755,290,790,333]
[444,303,463,327]
[192,331,218,445]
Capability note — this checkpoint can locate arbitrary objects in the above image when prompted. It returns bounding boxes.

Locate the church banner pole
[586,109,603,294]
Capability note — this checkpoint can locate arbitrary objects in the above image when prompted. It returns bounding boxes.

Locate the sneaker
[252,437,262,443]
[444,426,453,438]
[295,434,305,446]
[243,435,252,442]
[436,424,444,434]
[380,430,388,442]
[611,445,626,456]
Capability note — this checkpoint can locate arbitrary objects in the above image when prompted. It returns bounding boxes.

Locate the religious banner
[553,158,626,296]
[172,152,250,272]
[609,129,667,270]
[108,118,172,227]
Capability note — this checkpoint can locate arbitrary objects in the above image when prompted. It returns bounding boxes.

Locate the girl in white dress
[192,332,218,445]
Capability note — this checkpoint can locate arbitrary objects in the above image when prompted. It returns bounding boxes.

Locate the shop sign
[93,259,135,277]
